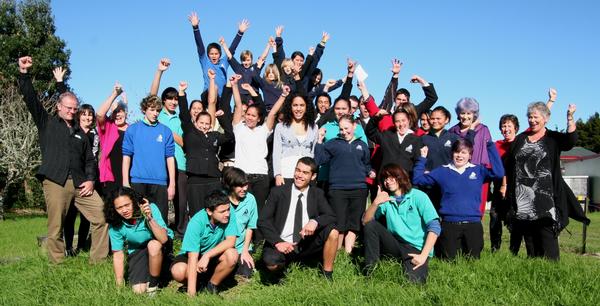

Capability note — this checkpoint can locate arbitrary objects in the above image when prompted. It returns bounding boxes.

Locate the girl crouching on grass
[105,187,174,294]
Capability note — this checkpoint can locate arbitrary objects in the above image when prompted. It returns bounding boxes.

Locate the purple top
[448,123,492,167]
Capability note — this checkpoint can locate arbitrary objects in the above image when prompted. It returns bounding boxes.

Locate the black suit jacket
[258,184,336,245]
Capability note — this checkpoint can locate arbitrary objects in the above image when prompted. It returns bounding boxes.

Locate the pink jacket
[96,117,121,183]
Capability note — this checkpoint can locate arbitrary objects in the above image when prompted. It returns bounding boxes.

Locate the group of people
[16,11,589,297]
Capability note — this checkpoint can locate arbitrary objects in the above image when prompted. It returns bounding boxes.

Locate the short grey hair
[526,101,550,120]
[455,97,480,120]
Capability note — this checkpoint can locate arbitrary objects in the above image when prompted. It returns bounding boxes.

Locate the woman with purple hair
[448,97,493,215]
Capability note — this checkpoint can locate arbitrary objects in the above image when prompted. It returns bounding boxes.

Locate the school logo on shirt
[74,134,82,140]
[356,145,363,151]
[243,209,249,216]
[156,134,163,143]
[405,144,413,153]
[469,172,477,180]
[444,140,452,147]
[213,139,218,147]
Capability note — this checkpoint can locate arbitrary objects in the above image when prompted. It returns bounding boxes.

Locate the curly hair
[140,95,162,112]
[104,187,144,227]
[280,94,315,130]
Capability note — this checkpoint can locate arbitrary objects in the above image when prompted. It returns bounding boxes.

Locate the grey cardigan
[272,122,318,177]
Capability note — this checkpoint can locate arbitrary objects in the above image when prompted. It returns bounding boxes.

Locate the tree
[575,112,600,153]
[0,0,70,220]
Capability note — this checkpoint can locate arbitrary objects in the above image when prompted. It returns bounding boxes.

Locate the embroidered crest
[444,140,452,147]
[356,145,363,151]
[213,139,218,147]
[156,134,163,142]
[469,172,477,180]
[74,134,82,140]
[405,144,413,153]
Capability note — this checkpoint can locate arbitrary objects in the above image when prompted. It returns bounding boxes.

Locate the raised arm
[379,59,401,111]
[219,37,233,60]
[412,146,437,187]
[256,39,272,69]
[188,12,205,58]
[17,56,48,130]
[566,104,576,133]
[228,19,249,56]
[231,75,244,125]
[150,58,170,96]
[362,187,391,225]
[411,75,437,116]
[177,81,191,125]
[546,88,557,110]
[97,82,123,128]
[207,69,218,121]
[338,58,355,100]
[273,26,285,71]
[52,66,68,94]
[265,85,290,131]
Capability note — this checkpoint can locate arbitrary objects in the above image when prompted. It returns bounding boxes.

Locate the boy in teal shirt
[362,164,440,284]
[223,167,258,280]
[170,190,239,295]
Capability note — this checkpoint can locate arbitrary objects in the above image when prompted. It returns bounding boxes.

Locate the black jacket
[258,184,336,245]
[18,74,95,186]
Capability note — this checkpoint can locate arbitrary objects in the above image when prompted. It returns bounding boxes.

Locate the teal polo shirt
[158,109,186,171]
[375,189,439,257]
[179,208,239,255]
[108,203,174,254]
[231,193,258,253]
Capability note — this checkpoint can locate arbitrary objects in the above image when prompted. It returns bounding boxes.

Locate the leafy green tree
[0,0,70,219]
[575,112,600,153]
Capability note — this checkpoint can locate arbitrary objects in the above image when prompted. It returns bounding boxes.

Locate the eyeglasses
[60,103,79,112]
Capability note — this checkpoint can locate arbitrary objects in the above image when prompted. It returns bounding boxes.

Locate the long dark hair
[104,187,144,227]
[280,94,316,130]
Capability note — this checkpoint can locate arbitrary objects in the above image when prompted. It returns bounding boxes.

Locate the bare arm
[96,83,122,128]
[547,88,557,110]
[362,187,391,225]
[219,37,233,60]
[150,58,170,96]
[231,75,244,125]
[167,157,176,201]
[256,39,271,69]
[567,104,576,133]
[265,85,290,131]
[186,252,199,296]
[207,69,218,124]
[122,156,131,187]
[112,251,125,286]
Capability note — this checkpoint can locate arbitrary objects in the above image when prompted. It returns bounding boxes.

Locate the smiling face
[113,195,134,220]
[429,110,449,132]
[57,95,79,122]
[195,113,212,133]
[393,112,410,135]
[459,111,475,128]
[501,120,517,142]
[528,110,548,133]
[317,96,331,114]
[359,102,369,119]
[453,148,471,168]
[291,96,307,121]
[163,96,178,114]
[395,93,409,108]
[292,55,304,71]
[420,112,430,131]
[190,101,204,119]
[294,161,316,190]
[244,106,260,128]
[282,61,293,75]
[338,118,356,141]
[242,55,252,69]
[350,99,359,115]
[232,184,248,200]
[114,110,127,127]
[79,110,94,130]
[383,176,399,193]
[334,100,350,120]
[207,203,231,224]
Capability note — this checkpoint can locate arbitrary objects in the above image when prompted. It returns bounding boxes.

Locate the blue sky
[51,0,599,139]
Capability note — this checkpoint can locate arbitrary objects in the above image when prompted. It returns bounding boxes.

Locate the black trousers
[174,170,188,236]
[187,176,222,218]
[247,173,270,241]
[439,221,483,260]
[510,218,559,260]
[363,221,429,283]
[262,224,336,268]
[489,199,509,251]
[63,202,90,252]
[131,183,168,224]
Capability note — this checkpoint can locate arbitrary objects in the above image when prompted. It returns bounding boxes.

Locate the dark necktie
[293,193,304,243]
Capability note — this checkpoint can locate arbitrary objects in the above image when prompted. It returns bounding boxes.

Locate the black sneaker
[205,282,219,295]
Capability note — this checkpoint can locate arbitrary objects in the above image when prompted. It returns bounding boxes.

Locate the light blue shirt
[231,193,258,253]
[158,109,186,171]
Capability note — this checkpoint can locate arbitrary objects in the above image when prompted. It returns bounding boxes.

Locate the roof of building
[561,147,600,161]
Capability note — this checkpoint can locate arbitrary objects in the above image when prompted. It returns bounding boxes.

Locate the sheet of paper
[355,64,368,82]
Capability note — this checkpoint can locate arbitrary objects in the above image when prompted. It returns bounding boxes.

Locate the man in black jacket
[17,56,108,264]
[258,157,338,280]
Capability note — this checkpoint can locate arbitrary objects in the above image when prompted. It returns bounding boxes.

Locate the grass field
[1,212,599,305]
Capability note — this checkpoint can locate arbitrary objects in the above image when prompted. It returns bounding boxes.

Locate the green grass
[1,213,600,305]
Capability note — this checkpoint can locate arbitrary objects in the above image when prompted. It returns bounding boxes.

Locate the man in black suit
[258,157,339,280]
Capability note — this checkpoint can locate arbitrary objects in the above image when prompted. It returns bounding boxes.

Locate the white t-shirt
[233,122,271,174]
